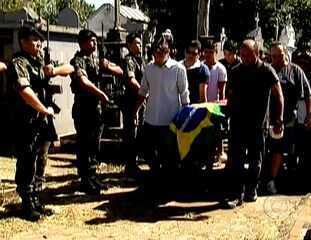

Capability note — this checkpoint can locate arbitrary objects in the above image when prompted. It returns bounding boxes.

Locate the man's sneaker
[21,197,41,221]
[244,188,258,202]
[80,178,101,195]
[266,179,277,195]
[90,176,108,190]
[32,193,54,216]
[222,196,243,209]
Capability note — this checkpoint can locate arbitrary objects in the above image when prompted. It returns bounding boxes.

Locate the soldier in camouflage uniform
[7,25,73,221]
[121,32,145,177]
[70,29,123,195]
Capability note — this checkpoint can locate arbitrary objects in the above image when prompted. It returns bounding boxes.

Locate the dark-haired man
[121,32,145,177]
[70,29,123,195]
[180,40,210,103]
[7,25,74,221]
[134,32,190,175]
[219,40,241,84]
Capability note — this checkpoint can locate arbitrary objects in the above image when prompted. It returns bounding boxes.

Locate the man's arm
[78,75,109,103]
[218,81,226,100]
[100,58,123,76]
[218,65,227,101]
[199,83,207,102]
[133,95,146,117]
[19,87,54,116]
[304,96,311,128]
[44,64,74,77]
[271,81,284,132]
[177,67,190,106]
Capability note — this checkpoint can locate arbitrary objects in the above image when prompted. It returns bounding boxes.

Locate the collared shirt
[139,57,190,126]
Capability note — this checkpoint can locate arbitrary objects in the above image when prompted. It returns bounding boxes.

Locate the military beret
[18,26,45,41]
[78,29,97,44]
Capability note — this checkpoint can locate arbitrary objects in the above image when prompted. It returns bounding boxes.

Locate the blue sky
[85,0,114,9]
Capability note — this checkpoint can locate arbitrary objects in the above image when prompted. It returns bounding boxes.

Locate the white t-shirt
[204,61,227,101]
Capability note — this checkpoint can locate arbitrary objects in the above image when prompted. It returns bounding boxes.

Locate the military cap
[18,26,45,41]
[78,29,97,44]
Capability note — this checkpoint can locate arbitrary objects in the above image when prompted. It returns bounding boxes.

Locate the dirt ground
[0,154,310,240]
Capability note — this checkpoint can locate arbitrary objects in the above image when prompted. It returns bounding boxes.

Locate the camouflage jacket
[70,51,101,109]
[7,51,47,122]
[121,53,144,98]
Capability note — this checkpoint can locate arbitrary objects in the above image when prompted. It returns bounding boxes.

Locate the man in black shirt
[224,39,284,208]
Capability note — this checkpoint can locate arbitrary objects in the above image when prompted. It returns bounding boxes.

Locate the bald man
[267,41,311,194]
[224,39,284,208]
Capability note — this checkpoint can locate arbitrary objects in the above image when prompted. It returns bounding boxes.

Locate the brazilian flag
[169,102,225,161]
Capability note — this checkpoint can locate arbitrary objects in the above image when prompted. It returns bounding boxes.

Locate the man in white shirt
[134,32,190,175]
[202,40,227,102]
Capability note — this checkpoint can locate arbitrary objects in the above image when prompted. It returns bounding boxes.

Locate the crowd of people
[0,22,310,221]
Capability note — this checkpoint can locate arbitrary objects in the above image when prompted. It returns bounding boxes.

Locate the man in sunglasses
[180,40,210,103]
[133,32,190,176]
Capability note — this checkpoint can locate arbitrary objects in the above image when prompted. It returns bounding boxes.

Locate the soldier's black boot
[80,177,101,195]
[21,195,41,221]
[32,192,54,216]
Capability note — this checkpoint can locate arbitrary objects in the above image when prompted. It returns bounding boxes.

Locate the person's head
[202,40,218,66]
[223,40,238,64]
[78,29,97,55]
[18,25,44,57]
[126,32,142,56]
[270,41,288,70]
[185,40,201,65]
[151,31,173,65]
[239,39,259,66]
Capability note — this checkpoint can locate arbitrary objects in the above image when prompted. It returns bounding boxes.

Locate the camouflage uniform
[70,51,104,181]
[121,53,145,169]
[7,51,55,199]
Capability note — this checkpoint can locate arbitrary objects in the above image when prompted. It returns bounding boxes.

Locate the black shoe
[32,193,54,216]
[266,180,278,195]
[21,197,41,221]
[222,194,244,209]
[90,176,108,190]
[80,178,101,195]
[244,188,258,202]
[124,165,142,179]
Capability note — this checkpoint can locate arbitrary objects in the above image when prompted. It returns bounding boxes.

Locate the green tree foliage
[0,0,95,25]
[259,0,311,44]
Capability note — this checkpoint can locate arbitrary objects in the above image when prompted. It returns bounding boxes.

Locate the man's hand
[100,93,110,105]
[304,113,311,129]
[129,78,140,93]
[41,106,54,117]
[99,58,109,70]
[43,64,55,77]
